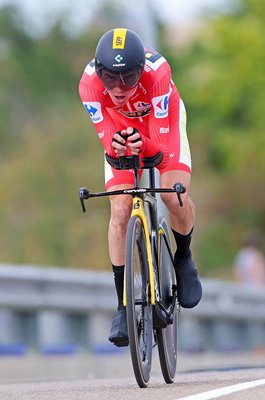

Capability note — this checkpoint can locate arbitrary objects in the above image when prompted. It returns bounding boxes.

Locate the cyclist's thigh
[108,186,133,225]
[105,158,134,190]
[160,170,192,193]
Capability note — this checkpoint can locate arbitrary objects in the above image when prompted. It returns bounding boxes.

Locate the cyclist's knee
[110,196,132,227]
[161,191,191,213]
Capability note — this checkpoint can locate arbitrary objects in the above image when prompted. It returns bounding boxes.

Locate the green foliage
[163,0,265,274]
[0,6,109,269]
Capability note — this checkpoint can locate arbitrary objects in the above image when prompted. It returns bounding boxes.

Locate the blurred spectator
[234,233,265,287]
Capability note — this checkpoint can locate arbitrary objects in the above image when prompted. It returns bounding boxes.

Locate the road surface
[0,350,265,399]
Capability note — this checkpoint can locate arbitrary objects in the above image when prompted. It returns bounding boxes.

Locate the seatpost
[134,167,140,189]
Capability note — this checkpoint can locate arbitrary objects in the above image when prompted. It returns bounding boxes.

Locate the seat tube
[134,168,140,189]
[149,168,156,194]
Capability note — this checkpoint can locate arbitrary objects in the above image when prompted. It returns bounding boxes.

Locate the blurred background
[0,0,264,279]
[0,0,265,380]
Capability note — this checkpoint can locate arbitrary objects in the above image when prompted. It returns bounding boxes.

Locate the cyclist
[79,28,202,347]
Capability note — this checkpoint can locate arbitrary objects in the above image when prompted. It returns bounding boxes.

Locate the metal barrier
[0,264,265,354]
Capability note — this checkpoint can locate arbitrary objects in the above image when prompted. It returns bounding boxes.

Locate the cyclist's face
[107,86,136,106]
[100,69,141,91]
[99,69,140,106]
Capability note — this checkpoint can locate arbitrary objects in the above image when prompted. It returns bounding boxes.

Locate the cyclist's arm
[78,77,119,157]
[143,70,176,169]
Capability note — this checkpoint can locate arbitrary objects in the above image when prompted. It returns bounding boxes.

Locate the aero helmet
[95,28,145,90]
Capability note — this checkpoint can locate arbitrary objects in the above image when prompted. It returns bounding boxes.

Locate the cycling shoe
[108,307,129,347]
[174,251,202,308]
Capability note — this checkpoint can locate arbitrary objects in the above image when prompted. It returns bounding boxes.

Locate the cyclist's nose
[113,78,125,89]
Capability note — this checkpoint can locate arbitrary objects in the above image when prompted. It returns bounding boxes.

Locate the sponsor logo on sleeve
[160,127,169,134]
[152,94,169,118]
[83,102,103,124]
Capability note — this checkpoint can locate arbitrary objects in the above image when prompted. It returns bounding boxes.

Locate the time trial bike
[79,152,186,388]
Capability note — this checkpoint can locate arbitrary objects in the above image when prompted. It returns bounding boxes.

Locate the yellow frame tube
[123,196,155,306]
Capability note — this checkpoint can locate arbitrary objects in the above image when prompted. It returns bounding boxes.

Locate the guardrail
[0,263,265,354]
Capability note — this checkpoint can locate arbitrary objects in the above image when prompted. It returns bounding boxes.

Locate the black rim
[156,218,178,383]
[126,216,153,388]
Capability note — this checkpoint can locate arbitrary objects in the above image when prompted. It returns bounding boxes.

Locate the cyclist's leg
[160,169,194,236]
[108,185,133,265]
[158,99,202,308]
[105,157,135,263]
[107,187,132,345]
[105,161,134,345]
[160,169,202,308]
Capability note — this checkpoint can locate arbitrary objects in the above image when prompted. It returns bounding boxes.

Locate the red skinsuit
[79,48,192,189]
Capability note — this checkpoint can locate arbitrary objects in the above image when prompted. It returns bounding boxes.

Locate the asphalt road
[0,351,265,400]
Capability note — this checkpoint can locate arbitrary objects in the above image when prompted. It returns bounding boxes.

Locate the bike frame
[79,155,186,309]
[124,194,157,306]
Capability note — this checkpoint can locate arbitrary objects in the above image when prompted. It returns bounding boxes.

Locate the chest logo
[152,94,170,119]
[118,102,151,118]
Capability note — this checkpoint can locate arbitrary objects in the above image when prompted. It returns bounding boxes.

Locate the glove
[126,128,143,155]
[107,130,127,158]
[112,131,128,146]
[111,128,143,157]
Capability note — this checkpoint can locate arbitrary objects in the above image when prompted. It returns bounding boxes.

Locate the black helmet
[95,28,145,90]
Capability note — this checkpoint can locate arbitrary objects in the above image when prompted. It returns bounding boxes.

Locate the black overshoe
[108,307,129,347]
[174,251,202,308]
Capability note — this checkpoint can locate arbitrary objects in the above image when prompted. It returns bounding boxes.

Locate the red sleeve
[141,68,174,169]
[78,73,117,157]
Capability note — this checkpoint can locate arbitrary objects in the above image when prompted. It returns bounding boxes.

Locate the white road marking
[177,378,265,400]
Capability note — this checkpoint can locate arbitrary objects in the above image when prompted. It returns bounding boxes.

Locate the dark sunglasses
[99,68,142,91]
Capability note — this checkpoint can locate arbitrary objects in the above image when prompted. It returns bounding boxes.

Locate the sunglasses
[99,68,142,91]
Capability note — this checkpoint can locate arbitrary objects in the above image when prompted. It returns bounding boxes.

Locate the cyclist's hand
[126,127,143,155]
[112,130,127,157]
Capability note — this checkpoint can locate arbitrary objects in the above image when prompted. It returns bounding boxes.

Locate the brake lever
[79,187,90,213]
[173,182,186,207]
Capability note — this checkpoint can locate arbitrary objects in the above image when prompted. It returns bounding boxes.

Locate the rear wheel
[156,217,178,383]
[126,216,153,388]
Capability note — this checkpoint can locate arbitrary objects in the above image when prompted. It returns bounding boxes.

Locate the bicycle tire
[156,217,178,384]
[126,215,153,388]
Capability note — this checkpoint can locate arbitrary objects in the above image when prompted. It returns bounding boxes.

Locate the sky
[0,0,230,39]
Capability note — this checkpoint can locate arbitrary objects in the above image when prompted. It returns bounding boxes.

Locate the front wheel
[156,217,178,384]
[125,216,153,388]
